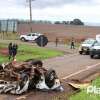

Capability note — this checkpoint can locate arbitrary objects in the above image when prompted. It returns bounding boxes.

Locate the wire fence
[0,20,18,33]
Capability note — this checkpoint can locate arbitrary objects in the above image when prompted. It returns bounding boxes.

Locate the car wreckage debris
[0,59,63,95]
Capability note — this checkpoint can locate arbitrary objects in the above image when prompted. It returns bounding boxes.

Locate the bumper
[90,50,100,55]
[79,47,90,53]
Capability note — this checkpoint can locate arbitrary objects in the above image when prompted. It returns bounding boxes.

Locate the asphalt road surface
[44,53,100,79]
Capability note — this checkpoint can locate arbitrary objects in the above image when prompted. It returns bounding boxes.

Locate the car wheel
[79,51,83,55]
[21,37,26,42]
[25,59,43,67]
[90,55,94,58]
[45,69,57,88]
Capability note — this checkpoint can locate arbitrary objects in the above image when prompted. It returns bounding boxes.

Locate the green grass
[0,32,19,40]
[0,54,8,63]
[0,43,63,63]
[70,77,100,100]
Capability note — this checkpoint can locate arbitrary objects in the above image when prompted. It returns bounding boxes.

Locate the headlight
[79,46,82,51]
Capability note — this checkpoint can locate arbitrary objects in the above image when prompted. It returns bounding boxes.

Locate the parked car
[90,41,100,58]
[96,34,100,42]
[20,33,42,41]
[79,38,96,55]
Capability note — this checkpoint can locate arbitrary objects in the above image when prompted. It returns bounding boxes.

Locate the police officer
[70,38,75,49]
[8,42,13,60]
[12,43,18,60]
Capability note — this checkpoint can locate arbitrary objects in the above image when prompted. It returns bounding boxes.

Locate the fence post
[55,37,59,47]
[5,20,9,37]
[13,20,16,33]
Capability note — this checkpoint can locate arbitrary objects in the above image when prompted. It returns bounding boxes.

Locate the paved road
[44,53,100,78]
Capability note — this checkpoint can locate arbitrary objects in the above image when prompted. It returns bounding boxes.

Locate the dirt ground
[18,24,100,42]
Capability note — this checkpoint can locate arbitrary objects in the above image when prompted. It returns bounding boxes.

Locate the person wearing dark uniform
[8,42,13,60]
[12,44,18,60]
[70,39,75,49]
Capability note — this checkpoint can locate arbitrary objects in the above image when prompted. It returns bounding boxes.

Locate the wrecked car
[0,59,63,94]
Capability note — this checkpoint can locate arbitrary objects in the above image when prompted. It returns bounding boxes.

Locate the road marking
[64,53,78,58]
[62,62,100,80]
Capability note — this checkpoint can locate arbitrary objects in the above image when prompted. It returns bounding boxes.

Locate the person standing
[70,38,75,49]
[12,43,18,60]
[8,42,13,60]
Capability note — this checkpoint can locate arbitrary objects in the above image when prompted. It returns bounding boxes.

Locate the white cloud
[0,0,100,23]
[29,4,100,22]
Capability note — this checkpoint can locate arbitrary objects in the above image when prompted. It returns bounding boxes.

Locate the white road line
[62,62,100,80]
[64,53,78,58]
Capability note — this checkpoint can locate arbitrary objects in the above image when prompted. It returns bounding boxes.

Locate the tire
[90,55,94,58]
[21,37,26,42]
[25,59,43,67]
[35,35,48,47]
[45,69,57,88]
[19,74,29,90]
[79,51,83,55]
[0,64,3,71]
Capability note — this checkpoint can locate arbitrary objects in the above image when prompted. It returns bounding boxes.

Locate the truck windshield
[94,42,100,46]
[83,39,95,44]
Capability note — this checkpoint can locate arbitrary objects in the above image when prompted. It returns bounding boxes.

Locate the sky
[0,0,100,23]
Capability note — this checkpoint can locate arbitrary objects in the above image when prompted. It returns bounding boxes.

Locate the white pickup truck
[79,38,96,54]
[96,34,100,42]
[20,33,42,41]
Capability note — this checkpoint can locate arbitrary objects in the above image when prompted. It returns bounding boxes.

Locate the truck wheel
[79,51,83,55]
[35,35,48,47]
[45,69,57,88]
[21,37,26,42]
[25,59,43,67]
[90,55,94,58]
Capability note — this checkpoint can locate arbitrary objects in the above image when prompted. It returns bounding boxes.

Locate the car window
[32,34,35,36]
[27,34,31,36]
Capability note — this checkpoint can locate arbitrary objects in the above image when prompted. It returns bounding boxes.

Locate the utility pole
[29,0,35,32]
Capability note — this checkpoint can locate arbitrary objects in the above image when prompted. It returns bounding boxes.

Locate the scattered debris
[0,59,63,95]
[16,96,26,100]
[68,82,90,89]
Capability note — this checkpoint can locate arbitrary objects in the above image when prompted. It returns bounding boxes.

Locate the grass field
[70,77,100,100]
[0,43,63,63]
[0,32,19,40]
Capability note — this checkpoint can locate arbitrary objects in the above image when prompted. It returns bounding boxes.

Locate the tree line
[54,19,84,25]
[18,18,84,25]
[0,18,84,33]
